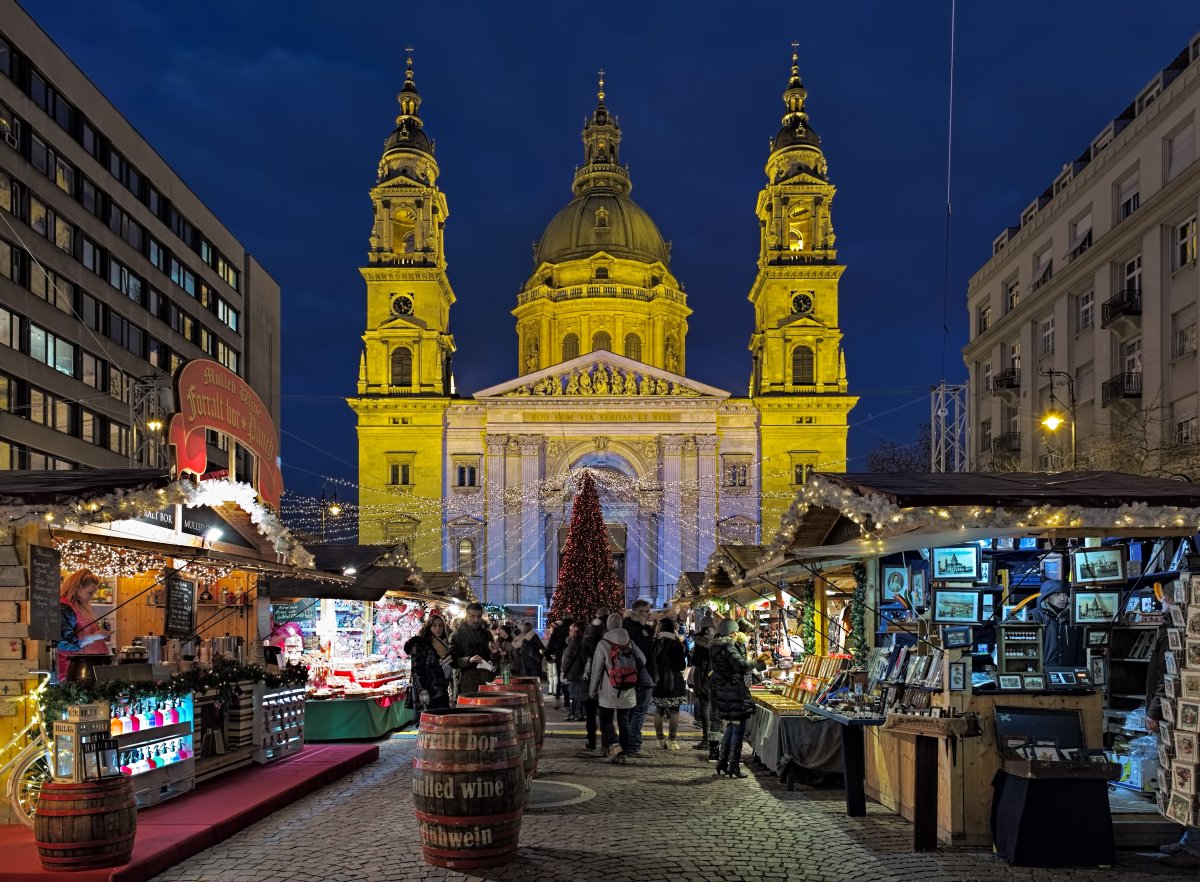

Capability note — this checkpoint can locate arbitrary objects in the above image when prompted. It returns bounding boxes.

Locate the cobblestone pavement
[152,707,1193,882]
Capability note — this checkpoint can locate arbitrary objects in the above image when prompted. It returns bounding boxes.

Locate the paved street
[152,709,1192,882]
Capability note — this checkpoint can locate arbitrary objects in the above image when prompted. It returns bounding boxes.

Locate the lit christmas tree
[549,470,624,622]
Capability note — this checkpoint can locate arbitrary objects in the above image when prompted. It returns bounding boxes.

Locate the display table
[746,705,843,786]
[991,769,1115,866]
[305,696,415,741]
[805,705,885,816]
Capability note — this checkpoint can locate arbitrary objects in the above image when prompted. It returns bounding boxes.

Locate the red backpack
[605,639,639,691]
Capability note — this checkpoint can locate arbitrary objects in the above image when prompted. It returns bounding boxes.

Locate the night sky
[21,2,1200,502]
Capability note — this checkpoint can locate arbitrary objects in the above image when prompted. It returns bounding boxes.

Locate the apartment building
[0,0,279,472]
[965,33,1200,475]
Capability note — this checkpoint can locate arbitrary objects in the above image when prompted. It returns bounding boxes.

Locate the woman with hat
[652,616,688,749]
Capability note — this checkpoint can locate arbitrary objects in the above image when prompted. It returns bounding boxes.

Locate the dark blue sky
[23,2,1200,500]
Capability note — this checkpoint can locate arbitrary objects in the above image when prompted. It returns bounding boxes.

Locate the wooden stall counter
[864,689,1102,847]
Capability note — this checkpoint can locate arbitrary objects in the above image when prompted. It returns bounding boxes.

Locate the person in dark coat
[559,622,587,720]
[449,602,494,696]
[623,600,657,755]
[1028,579,1085,667]
[545,616,574,708]
[404,616,452,713]
[690,620,718,758]
[578,607,608,752]
[652,617,688,749]
[709,618,763,778]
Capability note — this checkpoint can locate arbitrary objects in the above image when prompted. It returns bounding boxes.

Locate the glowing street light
[1038,366,1076,470]
[1041,412,1065,432]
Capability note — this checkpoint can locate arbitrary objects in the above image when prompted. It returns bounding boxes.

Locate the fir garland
[40,658,308,723]
[850,562,868,664]
[801,583,816,658]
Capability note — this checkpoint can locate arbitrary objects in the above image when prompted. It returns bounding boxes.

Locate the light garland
[52,538,238,581]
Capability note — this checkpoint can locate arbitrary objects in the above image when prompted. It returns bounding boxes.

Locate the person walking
[652,617,688,749]
[511,621,545,678]
[590,612,645,763]
[623,600,656,756]
[710,618,763,779]
[579,607,608,752]
[404,615,452,712]
[559,621,586,720]
[448,602,494,697]
[690,617,719,759]
[545,617,573,709]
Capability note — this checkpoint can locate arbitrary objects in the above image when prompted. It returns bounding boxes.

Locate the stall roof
[0,469,171,505]
[266,544,419,602]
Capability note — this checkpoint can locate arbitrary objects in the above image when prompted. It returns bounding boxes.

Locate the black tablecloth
[746,706,843,776]
[991,771,1114,867]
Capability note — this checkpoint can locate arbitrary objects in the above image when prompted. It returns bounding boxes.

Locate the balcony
[1101,289,1142,328]
[991,432,1021,455]
[991,368,1020,394]
[1101,371,1142,407]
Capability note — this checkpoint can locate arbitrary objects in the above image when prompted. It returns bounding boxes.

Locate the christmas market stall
[746,471,1200,861]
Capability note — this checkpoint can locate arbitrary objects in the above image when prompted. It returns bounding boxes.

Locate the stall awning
[267,544,418,602]
[0,469,172,505]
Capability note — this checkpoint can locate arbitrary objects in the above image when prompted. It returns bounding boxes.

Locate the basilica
[348,52,856,608]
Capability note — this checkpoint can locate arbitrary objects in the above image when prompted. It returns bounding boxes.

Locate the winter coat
[448,621,493,670]
[404,634,451,712]
[652,632,688,699]
[546,618,573,663]
[709,635,757,722]
[511,630,545,677]
[560,636,588,683]
[623,615,657,678]
[589,627,647,709]
[691,635,713,700]
[1029,598,1085,667]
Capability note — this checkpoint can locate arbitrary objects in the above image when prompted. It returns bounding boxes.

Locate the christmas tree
[549,470,624,622]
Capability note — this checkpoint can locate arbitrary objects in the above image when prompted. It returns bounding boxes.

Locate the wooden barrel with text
[413,707,524,869]
[458,691,538,793]
[34,777,137,871]
[484,680,543,754]
[508,677,547,748]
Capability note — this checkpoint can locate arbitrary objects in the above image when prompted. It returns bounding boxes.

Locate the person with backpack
[710,618,765,779]
[589,612,646,763]
[652,617,688,749]
[578,607,608,753]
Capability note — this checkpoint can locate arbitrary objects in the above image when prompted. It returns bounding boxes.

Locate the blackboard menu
[163,574,196,639]
[271,597,320,625]
[28,544,61,642]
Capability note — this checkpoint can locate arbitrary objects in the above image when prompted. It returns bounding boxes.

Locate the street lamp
[1038,367,1076,470]
[320,490,341,542]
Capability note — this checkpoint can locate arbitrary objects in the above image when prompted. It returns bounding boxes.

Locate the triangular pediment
[378,313,428,331]
[472,350,729,399]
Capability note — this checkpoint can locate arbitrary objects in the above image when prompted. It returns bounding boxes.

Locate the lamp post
[319,490,342,542]
[1038,367,1076,470]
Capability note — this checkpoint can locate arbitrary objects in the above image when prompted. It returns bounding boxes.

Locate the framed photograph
[1071,546,1127,585]
[1180,701,1200,732]
[932,588,982,624]
[1177,731,1198,764]
[941,625,973,649]
[910,567,928,608]
[1170,629,1185,652]
[1086,629,1110,647]
[1176,764,1197,797]
[1090,655,1106,686]
[995,537,1015,551]
[1018,537,1040,551]
[949,662,967,692]
[931,546,981,582]
[998,674,1022,690]
[1183,671,1200,702]
[1023,675,1046,690]
[1191,574,1200,604]
[1189,608,1200,639]
[1033,745,1060,761]
[1167,651,1179,678]
[1169,792,1195,827]
[976,560,993,586]
[1171,603,1188,629]
[1071,589,1121,627]
[881,565,910,602]
[1175,580,1190,605]
[1166,676,1180,699]
[1163,699,1177,724]
[1188,640,1200,669]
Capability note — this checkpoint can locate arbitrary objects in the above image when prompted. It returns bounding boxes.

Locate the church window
[391,346,413,387]
[793,463,815,485]
[792,345,815,385]
[624,333,642,362]
[392,207,416,254]
[389,463,412,486]
[562,333,580,361]
[593,331,612,352]
[722,454,751,487]
[457,538,476,576]
[456,463,477,487]
[788,206,808,252]
[594,208,609,228]
[595,266,609,279]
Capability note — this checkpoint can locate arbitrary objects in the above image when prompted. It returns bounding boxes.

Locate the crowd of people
[406,600,766,778]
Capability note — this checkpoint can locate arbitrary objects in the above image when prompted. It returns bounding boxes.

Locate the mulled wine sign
[27,544,61,642]
[163,574,196,639]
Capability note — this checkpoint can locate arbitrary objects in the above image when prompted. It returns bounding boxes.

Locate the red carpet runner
[0,743,378,882]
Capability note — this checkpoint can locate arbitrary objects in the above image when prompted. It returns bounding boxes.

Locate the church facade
[348,53,856,607]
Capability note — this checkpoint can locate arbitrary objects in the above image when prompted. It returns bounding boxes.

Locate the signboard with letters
[28,544,61,642]
[163,573,196,640]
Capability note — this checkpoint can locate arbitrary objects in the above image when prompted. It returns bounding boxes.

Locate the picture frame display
[998,674,1022,690]
[949,662,967,692]
[941,625,973,648]
[931,588,983,624]
[976,560,993,586]
[1192,573,1200,605]
[1182,670,1200,702]
[1188,608,1200,639]
[1176,731,1198,764]
[1023,675,1045,690]
[1188,639,1200,669]
[1070,546,1127,585]
[1086,629,1110,647]
[1169,629,1184,653]
[1179,701,1200,733]
[910,568,928,608]
[931,545,982,582]
[1168,792,1196,827]
[1171,603,1187,629]
[1090,656,1106,686]
[1071,589,1121,627]
[1174,764,1197,796]
[881,565,910,602]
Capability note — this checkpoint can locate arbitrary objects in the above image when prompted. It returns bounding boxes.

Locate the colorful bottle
[150,699,164,728]
[127,702,141,732]
[165,699,179,724]
[137,701,152,731]
[110,705,124,737]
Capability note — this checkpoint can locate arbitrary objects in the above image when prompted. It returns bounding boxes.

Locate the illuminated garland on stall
[801,583,816,658]
[53,537,237,581]
[850,563,867,665]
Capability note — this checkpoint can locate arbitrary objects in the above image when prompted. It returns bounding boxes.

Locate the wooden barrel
[507,677,547,748]
[483,681,543,754]
[413,707,524,869]
[34,776,137,871]
[458,691,537,791]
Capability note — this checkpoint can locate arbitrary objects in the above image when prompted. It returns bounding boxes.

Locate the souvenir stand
[746,471,1200,856]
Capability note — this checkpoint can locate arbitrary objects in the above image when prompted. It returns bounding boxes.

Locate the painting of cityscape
[932,588,983,624]
[1071,547,1127,585]
[1071,589,1121,626]
[931,545,981,582]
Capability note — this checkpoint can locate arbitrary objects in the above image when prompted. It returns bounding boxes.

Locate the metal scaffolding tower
[930,382,968,472]
[129,374,171,468]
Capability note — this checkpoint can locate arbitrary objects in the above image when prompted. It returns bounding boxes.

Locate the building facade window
[592,331,611,352]
[1122,337,1143,374]
[976,302,991,335]
[562,333,579,361]
[1117,173,1140,221]
[1077,291,1094,332]
[1168,124,1195,181]
[979,361,992,396]
[722,454,751,487]
[391,346,413,387]
[455,462,478,487]
[389,462,413,486]
[792,346,815,385]
[1176,216,1198,270]
[979,418,992,453]
[1123,255,1142,293]
[29,323,76,376]
[1040,317,1055,355]
[457,538,476,576]
[1004,278,1020,313]
[1174,307,1198,358]
[623,333,641,362]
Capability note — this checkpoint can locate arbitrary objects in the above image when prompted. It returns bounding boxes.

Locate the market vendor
[449,602,494,696]
[1028,578,1084,667]
[56,568,111,681]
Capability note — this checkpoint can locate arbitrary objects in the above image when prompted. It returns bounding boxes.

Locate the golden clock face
[792,292,814,316]
[392,295,414,316]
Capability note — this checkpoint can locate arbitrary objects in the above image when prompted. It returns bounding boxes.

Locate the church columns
[696,435,718,570]
[518,435,544,606]
[380,199,393,252]
[660,435,685,589]
[484,434,508,602]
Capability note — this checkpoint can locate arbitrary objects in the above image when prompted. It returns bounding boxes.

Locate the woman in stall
[56,568,111,682]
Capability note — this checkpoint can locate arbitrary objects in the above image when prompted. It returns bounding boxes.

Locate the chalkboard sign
[271,598,320,626]
[163,574,196,639]
[28,545,61,642]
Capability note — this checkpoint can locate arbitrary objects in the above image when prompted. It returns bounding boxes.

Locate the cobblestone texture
[151,709,1192,882]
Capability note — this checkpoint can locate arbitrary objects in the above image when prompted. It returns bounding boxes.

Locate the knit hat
[737,618,754,634]
[606,613,623,630]
[718,619,738,637]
